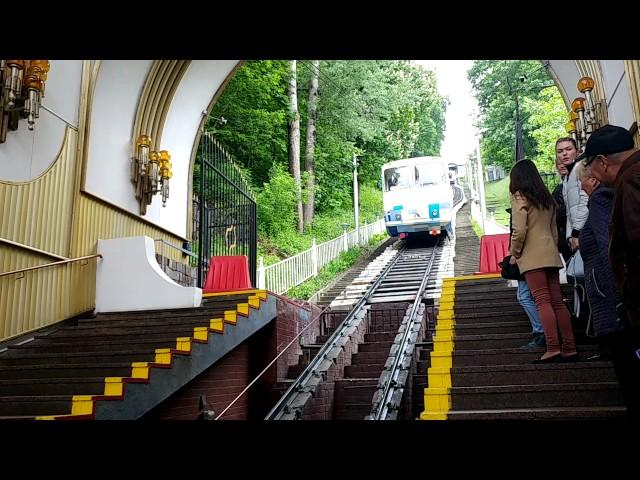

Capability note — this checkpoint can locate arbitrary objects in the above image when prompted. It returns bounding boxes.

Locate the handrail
[0,254,102,278]
[154,238,197,258]
[0,237,68,261]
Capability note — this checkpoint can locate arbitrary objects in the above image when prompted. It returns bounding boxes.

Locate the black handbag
[499,255,523,280]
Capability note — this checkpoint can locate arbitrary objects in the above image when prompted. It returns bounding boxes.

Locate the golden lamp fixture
[132,134,173,215]
[566,76,603,150]
[0,60,50,143]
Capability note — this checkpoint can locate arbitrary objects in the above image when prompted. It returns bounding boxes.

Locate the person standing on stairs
[509,159,577,363]
[506,207,545,348]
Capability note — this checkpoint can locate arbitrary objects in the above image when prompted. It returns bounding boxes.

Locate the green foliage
[286,234,387,300]
[484,177,511,227]
[522,88,568,173]
[256,163,297,238]
[468,60,567,172]
[206,60,447,264]
[470,219,484,238]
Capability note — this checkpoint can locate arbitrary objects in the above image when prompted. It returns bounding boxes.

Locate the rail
[368,236,442,419]
[264,241,406,420]
[0,254,102,278]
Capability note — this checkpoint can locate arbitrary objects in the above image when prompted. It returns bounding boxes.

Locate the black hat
[578,124,635,165]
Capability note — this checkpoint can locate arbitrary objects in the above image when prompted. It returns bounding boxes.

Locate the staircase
[0,290,275,420]
[422,276,626,420]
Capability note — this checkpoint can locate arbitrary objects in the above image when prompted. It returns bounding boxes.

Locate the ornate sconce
[571,97,588,146]
[568,76,605,150]
[0,60,50,143]
[577,76,598,127]
[132,134,172,215]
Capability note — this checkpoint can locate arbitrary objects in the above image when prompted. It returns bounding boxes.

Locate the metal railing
[257,217,386,294]
[0,254,102,278]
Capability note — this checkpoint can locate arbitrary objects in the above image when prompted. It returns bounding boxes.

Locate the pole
[476,137,487,234]
[353,154,360,244]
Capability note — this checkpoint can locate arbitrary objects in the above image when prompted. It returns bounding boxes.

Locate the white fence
[257,218,386,294]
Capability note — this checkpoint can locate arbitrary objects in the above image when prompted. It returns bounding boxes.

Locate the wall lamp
[132,134,173,215]
[568,76,603,150]
[0,60,50,143]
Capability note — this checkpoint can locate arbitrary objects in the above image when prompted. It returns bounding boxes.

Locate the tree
[468,60,564,171]
[288,60,303,233]
[303,60,319,227]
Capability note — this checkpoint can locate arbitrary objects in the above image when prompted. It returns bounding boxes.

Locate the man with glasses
[579,124,640,417]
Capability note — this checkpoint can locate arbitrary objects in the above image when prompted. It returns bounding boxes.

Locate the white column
[257,256,265,289]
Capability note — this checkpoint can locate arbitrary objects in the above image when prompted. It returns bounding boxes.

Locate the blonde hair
[574,159,591,181]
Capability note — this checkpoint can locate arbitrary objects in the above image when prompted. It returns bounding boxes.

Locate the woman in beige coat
[509,160,577,363]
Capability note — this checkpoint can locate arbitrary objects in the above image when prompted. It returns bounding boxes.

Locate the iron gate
[192,132,257,288]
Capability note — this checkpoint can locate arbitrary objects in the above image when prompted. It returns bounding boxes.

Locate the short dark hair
[555,137,577,150]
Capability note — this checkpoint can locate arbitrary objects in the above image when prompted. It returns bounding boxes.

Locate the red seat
[477,233,510,274]
[203,256,252,293]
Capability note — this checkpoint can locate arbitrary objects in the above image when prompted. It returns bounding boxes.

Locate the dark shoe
[532,333,546,347]
[524,333,546,348]
[533,353,563,364]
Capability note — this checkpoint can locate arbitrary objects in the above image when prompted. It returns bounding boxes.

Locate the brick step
[76,311,234,329]
[452,307,527,318]
[446,406,627,420]
[350,352,391,366]
[357,341,394,353]
[451,321,532,335]
[364,332,397,343]
[0,395,74,417]
[0,377,107,396]
[452,345,598,367]
[344,363,385,378]
[451,382,624,409]
[65,311,242,332]
[333,402,372,420]
[39,325,220,342]
[0,363,134,380]
[335,379,378,403]
[453,311,540,324]
[453,290,521,302]
[0,350,160,367]
[367,321,403,332]
[94,299,248,320]
[4,336,188,355]
[450,361,617,387]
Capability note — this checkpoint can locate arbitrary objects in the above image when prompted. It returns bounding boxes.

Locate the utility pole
[353,154,360,243]
[476,137,487,234]
[505,70,525,163]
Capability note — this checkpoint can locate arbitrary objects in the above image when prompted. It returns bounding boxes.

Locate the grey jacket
[562,164,589,241]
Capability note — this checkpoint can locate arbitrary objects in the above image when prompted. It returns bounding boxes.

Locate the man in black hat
[581,123,640,417]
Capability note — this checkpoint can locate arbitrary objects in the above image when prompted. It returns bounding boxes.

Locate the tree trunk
[288,60,303,233]
[303,60,319,227]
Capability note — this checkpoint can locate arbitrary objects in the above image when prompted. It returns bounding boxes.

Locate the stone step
[450,361,618,387]
[0,363,133,380]
[0,350,159,367]
[446,406,627,420]
[451,382,623,410]
[451,345,598,367]
[357,341,393,353]
[344,364,385,378]
[0,377,106,396]
[0,395,73,417]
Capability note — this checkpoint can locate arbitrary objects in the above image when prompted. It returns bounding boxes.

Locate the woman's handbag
[499,255,523,280]
[566,249,584,279]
